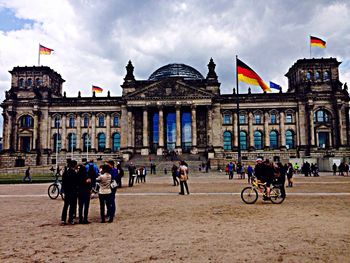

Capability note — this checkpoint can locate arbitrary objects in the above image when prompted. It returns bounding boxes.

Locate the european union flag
[269,81,282,91]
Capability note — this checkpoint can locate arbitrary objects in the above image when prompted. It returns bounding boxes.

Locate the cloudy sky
[0,0,349,135]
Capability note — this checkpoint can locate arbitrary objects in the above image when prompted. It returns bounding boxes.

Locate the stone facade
[1,58,349,168]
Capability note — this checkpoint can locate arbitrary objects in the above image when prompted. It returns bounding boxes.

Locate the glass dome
[148,63,204,81]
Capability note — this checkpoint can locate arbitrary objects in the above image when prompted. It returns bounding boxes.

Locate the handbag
[110,179,118,189]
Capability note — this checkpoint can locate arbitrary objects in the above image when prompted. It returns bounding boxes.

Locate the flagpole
[309,35,311,59]
[38,44,41,66]
[236,55,241,164]
[55,118,60,172]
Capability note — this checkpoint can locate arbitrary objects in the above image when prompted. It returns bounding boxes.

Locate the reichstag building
[1,57,349,168]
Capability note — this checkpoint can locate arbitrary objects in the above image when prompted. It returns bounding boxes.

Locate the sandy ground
[0,173,349,263]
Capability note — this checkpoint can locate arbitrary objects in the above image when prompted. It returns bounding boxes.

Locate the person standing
[128,162,136,187]
[276,162,286,198]
[228,162,234,180]
[178,161,190,195]
[96,164,112,223]
[23,167,32,183]
[332,163,337,176]
[171,164,179,186]
[247,165,253,184]
[116,162,124,188]
[286,163,294,187]
[77,164,92,224]
[107,160,118,222]
[61,160,79,225]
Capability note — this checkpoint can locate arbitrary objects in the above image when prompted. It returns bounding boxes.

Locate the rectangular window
[223,114,231,124]
[286,114,293,123]
[113,116,119,127]
[270,114,276,124]
[239,115,246,124]
[255,115,261,124]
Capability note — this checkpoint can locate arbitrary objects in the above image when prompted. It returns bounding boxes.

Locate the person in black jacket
[77,163,92,224]
[276,162,286,198]
[61,160,78,225]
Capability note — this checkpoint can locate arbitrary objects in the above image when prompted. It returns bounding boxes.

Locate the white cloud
[0,0,349,136]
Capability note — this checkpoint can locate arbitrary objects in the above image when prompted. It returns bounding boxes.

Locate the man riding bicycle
[254,159,274,200]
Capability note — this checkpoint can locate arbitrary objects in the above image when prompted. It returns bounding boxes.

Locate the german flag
[92,85,103,93]
[310,36,326,48]
[39,44,54,55]
[237,59,270,92]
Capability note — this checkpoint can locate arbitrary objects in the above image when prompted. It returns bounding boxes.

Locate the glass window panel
[223,131,232,151]
[254,131,263,150]
[240,131,247,150]
[270,131,278,149]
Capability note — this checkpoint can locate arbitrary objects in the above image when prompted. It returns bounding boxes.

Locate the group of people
[301,161,319,177]
[332,162,350,176]
[170,161,190,195]
[127,162,147,187]
[225,162,248,180]
[60,159,122,225]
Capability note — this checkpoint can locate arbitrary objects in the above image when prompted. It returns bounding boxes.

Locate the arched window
[255,114,262,124]
[270,130,278,149]
[35,78,41,86]
[323,71,329,80]
[19,115,34,128]
[223,131,232,151]
[240,131,247,150]
[315,71,320,80]
[19,78,24,87]
[69,116,75,128]
[314,110,330,123]
[54,116,61,128]
[98,133,106,151]
[113,116,119,127]
[286,130,295,149]
[83,116,89,128]
[98,116,105,127]
[67,133,76,151]
[270,113,277,124]
[112,133,121,152]
[83,133,91,151]
[254,131,263,150]
[53,133,61,152]
[27,78,32,86]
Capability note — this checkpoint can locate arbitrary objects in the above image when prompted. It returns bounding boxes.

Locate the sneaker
[60,221,66,226]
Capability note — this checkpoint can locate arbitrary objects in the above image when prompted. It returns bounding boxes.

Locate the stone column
[76,114,81,151]
[39,110,48,151]
[233,112,238,147]
[212,103,222,155]
[248,112,254,149]
[280,111,286,148]
[47,115,52,150]
[338,104,346,146]
[309,109,315,146]
[91,113,96,151]
[120,105,128,150]
[191,105,198,154]
[33,113,39,150]
[61,114,67,151]
[264,112,269,149]
[157,107,164,155]
[127,110,133,149]
[2,112,10,150]
[207,107,213,147]
[175,106,182,153]
[11,112,18,151]
[106,113,111,151]
[295,112,300,146]
[141,107,149,155]
[298,102,307,147]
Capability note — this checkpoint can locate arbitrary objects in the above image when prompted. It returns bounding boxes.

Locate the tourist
[116,162,124,188]
[286,163,294,187]
[128,162,136,187]
[247,165,253,184]
[61,160,78,225]
[178,161,190,195]
[345,163,349,177]
[332,163,337,176]
[141,166,147,182]
[77,164,92,224]
[85,160,99,186]
[228,162,234,180]
[293,163,299,175]
[107,160,118,221]
[96,164,112,223]
[23,167,31,183]
[276,162,286,198]
[135,167,141,184]
[171,164,179,186]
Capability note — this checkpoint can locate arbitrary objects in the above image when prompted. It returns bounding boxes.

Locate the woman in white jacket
[96,164,112,223]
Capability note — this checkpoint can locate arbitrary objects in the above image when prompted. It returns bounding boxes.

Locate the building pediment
[125,79,216,100]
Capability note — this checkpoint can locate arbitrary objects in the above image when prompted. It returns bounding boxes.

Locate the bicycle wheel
[48,184,59,199]
[270,187,285,204]
[241,187,258,204]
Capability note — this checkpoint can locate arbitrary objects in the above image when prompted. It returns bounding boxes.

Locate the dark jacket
[62,168,79,195]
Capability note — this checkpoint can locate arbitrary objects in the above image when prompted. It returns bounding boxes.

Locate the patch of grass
[0,173,55,184]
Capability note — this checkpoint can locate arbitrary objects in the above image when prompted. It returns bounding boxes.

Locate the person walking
[178,161,190,195]
[286,163,294,187]
[247,165,253,184]
[96,164,112,223]
[128,162,136,187]
[171,164,179,186]
[276,162,286,198]
[332,163,337,176]
[228,162,234,180]
[116,162,124,188]
[61,160,79,225]
[23,167,32,183]
[77,164,92,224]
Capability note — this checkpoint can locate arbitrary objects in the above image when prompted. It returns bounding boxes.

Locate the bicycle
[241,176,285,204]
[48,173,65,200]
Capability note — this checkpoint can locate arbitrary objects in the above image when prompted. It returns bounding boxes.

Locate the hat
[256,158,263,162]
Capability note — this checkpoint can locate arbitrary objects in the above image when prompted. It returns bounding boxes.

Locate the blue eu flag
[269,81,282,91]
